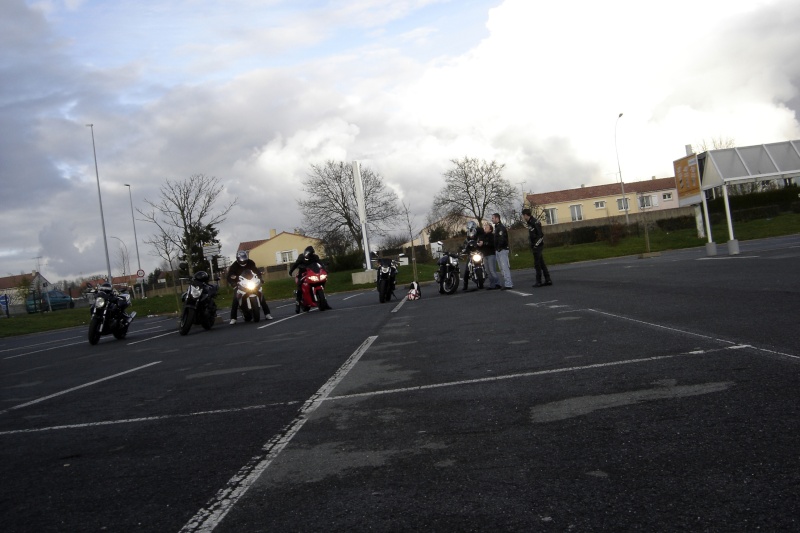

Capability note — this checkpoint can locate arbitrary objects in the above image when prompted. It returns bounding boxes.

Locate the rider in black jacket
[227,250,272,323]
[289,246,327,306]
[460,221,480,291]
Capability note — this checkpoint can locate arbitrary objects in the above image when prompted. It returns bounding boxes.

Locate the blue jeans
[495,249,512,288]
[485,254,499,288]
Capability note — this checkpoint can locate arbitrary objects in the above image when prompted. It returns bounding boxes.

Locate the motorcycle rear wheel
[114,323,129,340]
[179,307,194,335]
[88,316,102,345]
[201,308,215,330]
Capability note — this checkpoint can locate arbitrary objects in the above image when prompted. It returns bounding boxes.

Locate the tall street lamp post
[124,184,145,298]
[614,113,630,225]
[87,124,113,282]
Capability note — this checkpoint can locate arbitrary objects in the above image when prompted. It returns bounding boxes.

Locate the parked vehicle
[295,261,330,313]
[463,243,486,290]
[179,271,218,335]
[86,283,135,345]
[434,241,460,295]
[235,269,264,322]
[26,289,75,313]
[374,257,399,303]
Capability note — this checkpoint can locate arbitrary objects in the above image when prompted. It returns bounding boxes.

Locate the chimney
[652,176,656,180]
[685,144,694,156]
[269,229,277,239]
[580,184,585,188]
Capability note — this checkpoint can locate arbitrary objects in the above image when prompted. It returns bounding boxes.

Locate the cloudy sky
[2,0,799,283]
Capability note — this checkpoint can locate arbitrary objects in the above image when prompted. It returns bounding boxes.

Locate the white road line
[0,335,82,353]
[180,335,378,533]
[126,330,178,345]
[257,313,303,329]
[0,361,162,414]
[343,293,365,301]
[391,296,408,313]
[0,400,301,436]
[586,309,799,360]
[4,340,87,360]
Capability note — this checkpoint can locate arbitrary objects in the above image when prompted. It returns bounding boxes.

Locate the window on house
[639,195,652,209]
[278,250,295,264]
[594,201,606,209]
[570,205,583,221]
[662,193,673,201]
[617,198,629,212]
[544,208,557,225]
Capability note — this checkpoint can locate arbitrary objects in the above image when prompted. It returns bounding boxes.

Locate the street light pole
[124,184,145,298]
[614,113,630,225]
[87,124,114,282]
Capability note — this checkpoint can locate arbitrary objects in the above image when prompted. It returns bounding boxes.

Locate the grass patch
[3,213,798,338]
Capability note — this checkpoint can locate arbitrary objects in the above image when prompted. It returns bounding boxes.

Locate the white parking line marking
[0,361,162,414]
[0,400,301,436]
[180,335,378,533]
[4,340,87,360]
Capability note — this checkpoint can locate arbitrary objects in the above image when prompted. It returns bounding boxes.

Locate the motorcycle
[235,269,264,322]
[374,257,399,303]
[86,283,136,345]
[295,261,330,313]
[179,271,218,335]
[463,240,486,290]
[433,241,460,295]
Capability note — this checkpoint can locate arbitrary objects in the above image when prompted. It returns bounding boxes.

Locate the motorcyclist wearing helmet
[227,250,272,324]
[460,221,480,291]
[289,246,325,306]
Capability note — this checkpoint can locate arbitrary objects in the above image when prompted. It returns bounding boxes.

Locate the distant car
[26,290,75,313]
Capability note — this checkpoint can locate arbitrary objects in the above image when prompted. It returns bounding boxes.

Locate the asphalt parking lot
[2,235,799,532]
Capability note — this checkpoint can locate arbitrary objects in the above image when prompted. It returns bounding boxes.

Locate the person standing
[491,212,513,290]
[476,221,499,289]
[522,208,552,287]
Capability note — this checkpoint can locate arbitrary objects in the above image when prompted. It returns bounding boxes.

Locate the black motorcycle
[374,257,399,303]
[179,271,218,335]
[434,241,460,295]
[463,241,486,290]
[86,283,136,345]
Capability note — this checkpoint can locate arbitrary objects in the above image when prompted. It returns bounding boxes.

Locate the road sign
[137,269,146,278]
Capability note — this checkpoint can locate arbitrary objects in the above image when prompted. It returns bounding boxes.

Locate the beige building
[526,177,679,225]
[235,229,324,279]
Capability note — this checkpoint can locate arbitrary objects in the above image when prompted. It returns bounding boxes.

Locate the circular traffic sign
[137,269,146,278]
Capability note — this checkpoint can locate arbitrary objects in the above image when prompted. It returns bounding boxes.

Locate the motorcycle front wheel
[201,305,216,330]
[114,323,129,340]
[442,273,459,295]
[179,307,195,335]
[317,289,328,311]
[378,280,387,303]
[88,316,102,345]
[474,267,485,289]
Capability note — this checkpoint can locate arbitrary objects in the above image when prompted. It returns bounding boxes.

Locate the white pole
[352,161,372,271]
[87,124,113,282]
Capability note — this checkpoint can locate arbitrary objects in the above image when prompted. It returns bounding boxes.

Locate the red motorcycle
[295,261,331,313]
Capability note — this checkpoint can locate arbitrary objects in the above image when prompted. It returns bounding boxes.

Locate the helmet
[303,246,315,259]
[193,271,209,282]
[236,250,248,265]
[466,220,477,239]
[99,282,113,292]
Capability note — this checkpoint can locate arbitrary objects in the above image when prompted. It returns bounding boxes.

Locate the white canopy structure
[696,140,800,255]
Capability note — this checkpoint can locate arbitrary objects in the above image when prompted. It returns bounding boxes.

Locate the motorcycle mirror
[86,282,93,289]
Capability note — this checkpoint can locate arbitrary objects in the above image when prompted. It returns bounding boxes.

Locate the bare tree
[297,161,401,252]
[139,174,237,276]
[431,157,518,227]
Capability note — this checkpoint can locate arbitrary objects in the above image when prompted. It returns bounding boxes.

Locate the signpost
[0,294,9,317]
[203,244,221,282]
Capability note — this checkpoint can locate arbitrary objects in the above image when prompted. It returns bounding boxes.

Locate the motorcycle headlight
[190,285,202,298]
[472,253,482,262]
[95,296,106,308]
[244,280,256,290]
[381,266,390,274]
[449,257,458,266]
[319,273,327,281]
[307,275,320,283]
